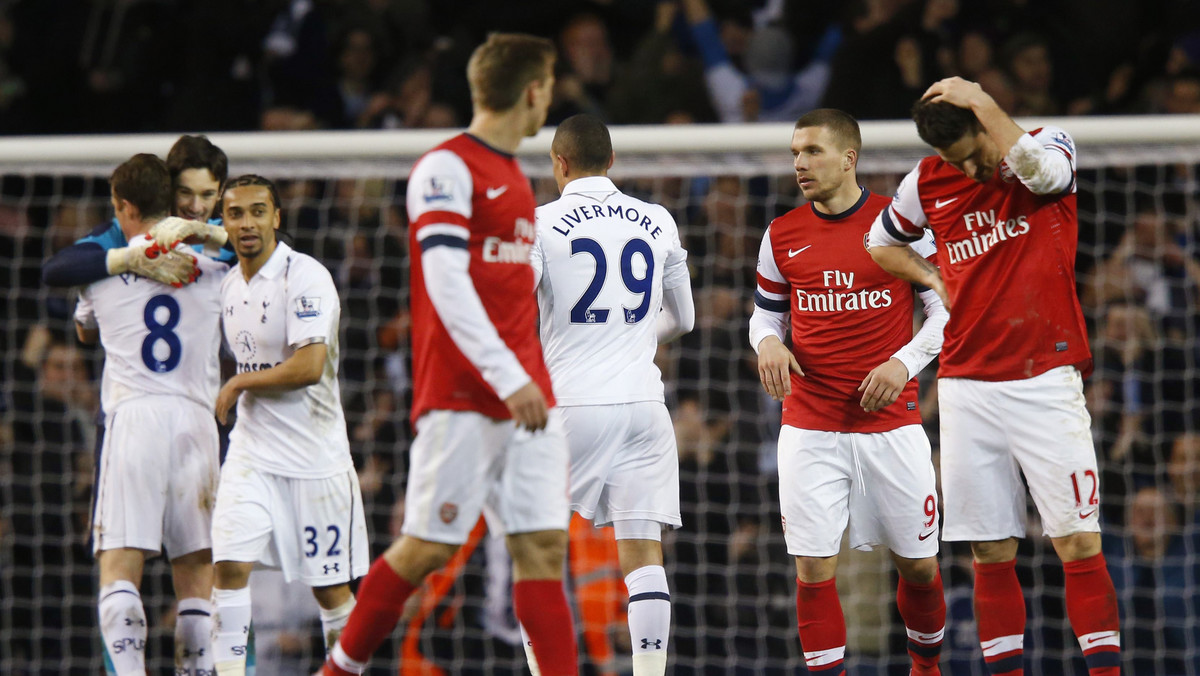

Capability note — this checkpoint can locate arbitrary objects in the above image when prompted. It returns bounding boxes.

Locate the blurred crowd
[1,0,1200,135]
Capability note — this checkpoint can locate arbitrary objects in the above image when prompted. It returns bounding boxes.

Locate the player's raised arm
[920,77,1074,195]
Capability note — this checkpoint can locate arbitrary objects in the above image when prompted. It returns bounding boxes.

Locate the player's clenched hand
[858,357,909,412]
[504,381,549,432]
[215,377,244,425]
[757,335,803,402]
[149,216,229,249]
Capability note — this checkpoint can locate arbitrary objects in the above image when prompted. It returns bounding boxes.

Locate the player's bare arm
[503,380,549,432]
[756,335,803,402]
[75,322,99,345]
[215,342,326,424]
[857,357,909,412]
[869,245,950,310]
[922,76,1024,155]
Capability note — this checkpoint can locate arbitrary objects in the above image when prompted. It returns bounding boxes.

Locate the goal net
[1,117,1197,675]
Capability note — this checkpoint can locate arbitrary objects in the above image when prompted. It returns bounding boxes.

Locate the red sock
[513,579,578,676]
[1063,553,1121,676]
[897,570,946,673]
[324,557,418,675]
[796,578,846,675]
[974,560,1025,676]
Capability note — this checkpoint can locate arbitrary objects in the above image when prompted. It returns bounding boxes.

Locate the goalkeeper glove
[106,244,199,287]
[149,216,229,250]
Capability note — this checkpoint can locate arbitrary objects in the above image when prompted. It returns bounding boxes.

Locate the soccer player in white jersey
[868,78,1121,676]
[74,154,226,676]
[209,175,368,676]
[751,109,949,676]
[530,113,694,676]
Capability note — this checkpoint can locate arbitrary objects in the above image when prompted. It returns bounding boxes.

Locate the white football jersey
[532,176,689,406]
[220,242,352,479]
[75,234,227,417]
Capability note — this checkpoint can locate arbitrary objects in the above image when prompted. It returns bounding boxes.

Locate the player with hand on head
[74,154,228,676]
[531,113,693,676]
[751,109,949,676]
[868,77,1121,676]
[208,174,369,676]
[324,33,579,676]
[43,134,232,289]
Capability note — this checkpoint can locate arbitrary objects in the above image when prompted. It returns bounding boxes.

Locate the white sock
[211,587,252,676]
[176,597,215,676]
[318,596,357,652]
[518,623,543,676]
[625,565,670,676]
[99,580,148,675]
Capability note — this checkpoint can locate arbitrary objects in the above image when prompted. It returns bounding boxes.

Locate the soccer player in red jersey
[751,109,949,676]
[869,77,1122,676]
[324,33,578,676]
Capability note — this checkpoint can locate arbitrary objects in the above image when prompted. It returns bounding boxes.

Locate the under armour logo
[324,563,340,574]
[124,617,146,627]
[641,638,663,650]
[181,647,206,657]
[225,306,234,316]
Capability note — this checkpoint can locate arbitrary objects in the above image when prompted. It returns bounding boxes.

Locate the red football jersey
[406,133,555,423]
[877,127,1092,381]
[755,190,932,433]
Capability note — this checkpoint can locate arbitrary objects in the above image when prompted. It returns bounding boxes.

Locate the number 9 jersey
[75,232,228,417]
[531,176,690,405]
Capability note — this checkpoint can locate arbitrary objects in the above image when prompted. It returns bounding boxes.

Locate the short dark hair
[166,135,228,185]
[467,33,556,111]
[795,108,862,153]
[223,174,280,210]
[551,114,612,172]
[111,154,171,220]
[911,98,982,149]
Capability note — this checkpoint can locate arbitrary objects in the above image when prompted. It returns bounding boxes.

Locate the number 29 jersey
[532,176,690,406]
[74,230,227,416]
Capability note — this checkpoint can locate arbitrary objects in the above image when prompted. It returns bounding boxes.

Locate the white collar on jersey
[561,175,618,197]
[255,240,294,280]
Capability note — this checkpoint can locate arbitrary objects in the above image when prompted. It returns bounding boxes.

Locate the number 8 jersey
[532,176,689,405]
[74,230,228,417]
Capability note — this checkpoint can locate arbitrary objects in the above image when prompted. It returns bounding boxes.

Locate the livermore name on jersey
[75,233,227,416]
[532,176,689,406]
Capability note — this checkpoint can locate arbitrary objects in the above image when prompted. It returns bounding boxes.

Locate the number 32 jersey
[532,176,690,405]
[75,230,227,416]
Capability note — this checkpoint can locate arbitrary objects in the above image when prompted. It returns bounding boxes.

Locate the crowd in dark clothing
[1,0,1200,135]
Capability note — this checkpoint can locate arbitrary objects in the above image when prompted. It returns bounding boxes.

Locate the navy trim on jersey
[880,209,922,243]
[88,416,110,557]
[810,186,869,221]
[464,133,515,160]
[419,234,469,252]
[754,290,790,313]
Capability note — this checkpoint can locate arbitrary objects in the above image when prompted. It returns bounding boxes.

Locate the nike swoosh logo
[917,529,936,541]
[934,197,958,208]
[486,186,508,199]
[1078,508,1097,519]
[788,245,812,258]
[980,638,1007,651]
[1084,634,1114,646]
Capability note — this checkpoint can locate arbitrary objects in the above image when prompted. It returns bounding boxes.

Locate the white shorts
[211,458,369,587]
[402,409,571,544]
[562,402,681,531]
[92,398,219,558]
[939,366,1102,541]
[778,424,939,559]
